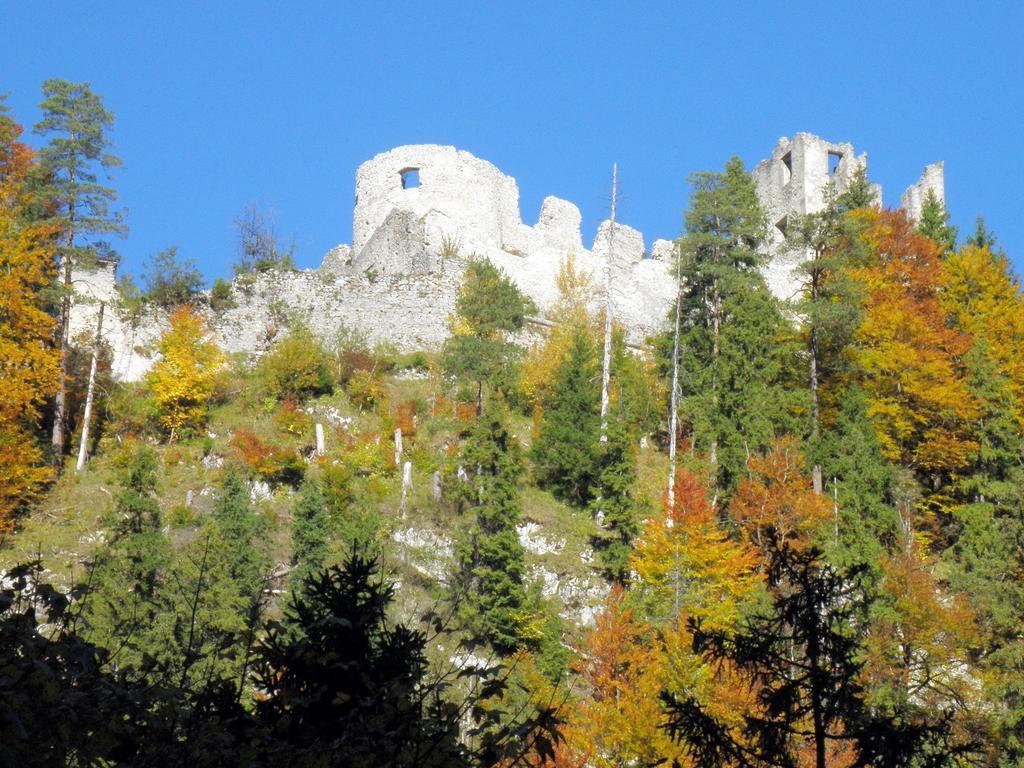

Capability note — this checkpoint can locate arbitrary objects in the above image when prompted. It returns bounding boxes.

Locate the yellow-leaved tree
[147,305,223,439]
[521,254,597,411]
[553,469,763,767]
[943,244,1024,425]
[0,108,59,531]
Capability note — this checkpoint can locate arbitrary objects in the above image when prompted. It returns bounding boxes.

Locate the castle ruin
[69,134,946,382]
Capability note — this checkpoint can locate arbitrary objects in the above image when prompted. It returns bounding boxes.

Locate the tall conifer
[458,403,526,652]
[532,329,601,505]
[33,80,125,466]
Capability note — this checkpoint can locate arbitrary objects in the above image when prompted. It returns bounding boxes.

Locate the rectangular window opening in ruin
[781,152,792,184]
[400,168,420,189]
[775,215,788,239]
[828,151,843,176]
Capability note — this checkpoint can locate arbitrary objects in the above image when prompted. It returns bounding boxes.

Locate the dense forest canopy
[3,81,1024,768]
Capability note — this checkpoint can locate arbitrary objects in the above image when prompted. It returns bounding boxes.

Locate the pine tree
[917,190,958,253]
[589,416,645,584]
[787,183,869,488]
[442,257,534,413]
[291,476,330,590]
[80,446,173,670]
[965,215,998,251]
[211,467,270,600]
[532,329,601,505]
[458,403,527,653]
[834,166,878,212]
[33,80,126,467]
[669,156,804,496]
[815,386,897,571]
[945,344,1024,763]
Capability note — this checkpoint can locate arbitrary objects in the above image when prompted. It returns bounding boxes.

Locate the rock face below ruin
[71,136,945,381]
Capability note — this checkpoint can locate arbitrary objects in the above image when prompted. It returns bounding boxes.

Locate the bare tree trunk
[667,241,683,510]
[315,423,325,457]
[52,157,77,471]
[708,283,720,476]
[599,163,617,443]
[75,302,104,472]
[810,273,823,494]
[51,253,73,468]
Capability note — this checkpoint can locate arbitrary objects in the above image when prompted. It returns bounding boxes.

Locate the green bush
[107,382,159,437]
[209,278,236,311]
[168,503,197,528]
[346,369,382,410]
[260,325,334,402]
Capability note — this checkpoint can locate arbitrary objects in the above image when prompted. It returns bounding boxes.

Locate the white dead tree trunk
[315,423,325,457]
[75,302,105,473]
[599,162,618,443]
[394,427,403,467]
[667,242,683,512]
[399,461,413,516]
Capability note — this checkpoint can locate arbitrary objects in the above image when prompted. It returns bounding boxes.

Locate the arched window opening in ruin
[828,151,843,176]
[781,152,792,184]
[400,168,421,189]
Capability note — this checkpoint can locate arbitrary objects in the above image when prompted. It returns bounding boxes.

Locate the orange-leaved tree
[862,530,981,740]
[147,305,223,439]
[633,467,761,631]
[617,469,762,766]
[556,587,685,768]
[729,436,832,562]
[0,107,59,531]
[845,209,978,520]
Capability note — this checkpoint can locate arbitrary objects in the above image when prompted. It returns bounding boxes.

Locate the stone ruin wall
[70,135,946,382]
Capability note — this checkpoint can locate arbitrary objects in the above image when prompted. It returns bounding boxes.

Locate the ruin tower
[900,161,946,222]
[752,133,880,301]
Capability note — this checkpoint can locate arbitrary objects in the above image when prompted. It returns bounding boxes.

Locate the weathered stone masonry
[71,135,945,381]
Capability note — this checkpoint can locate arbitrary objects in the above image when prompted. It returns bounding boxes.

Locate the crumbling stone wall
[753,132,942,300]
[70,134,945,383]
[900,162,945,222]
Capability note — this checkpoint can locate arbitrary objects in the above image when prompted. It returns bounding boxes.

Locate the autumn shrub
[346,369,383,411]
[339,434,392,477]
[107,382,159,438]
[432,394,452,418]
[321,462,355,513]
[394,400,417,438]
[274,397,313,437]
[230,428,306,486]
[260,325,334,402]
[168,503,197,528]
[455,401,477,428]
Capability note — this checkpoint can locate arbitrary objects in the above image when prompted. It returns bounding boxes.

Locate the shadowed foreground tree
[662,531,979,768]
[1,552,562,768]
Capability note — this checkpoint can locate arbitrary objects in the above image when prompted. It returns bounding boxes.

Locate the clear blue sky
[4,1,1023,280]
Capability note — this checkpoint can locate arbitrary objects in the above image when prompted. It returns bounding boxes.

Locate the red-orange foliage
[729,437,831,561]
[455,401,477,426]
[558,587,685,767]
[394,399,417,437]
[0,114,58,531]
